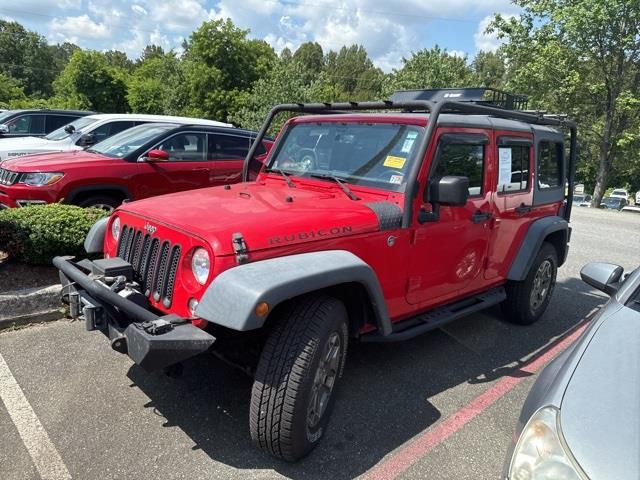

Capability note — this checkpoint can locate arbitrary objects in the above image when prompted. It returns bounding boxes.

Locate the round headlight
[191,248,210,285]
[111,216,121,241]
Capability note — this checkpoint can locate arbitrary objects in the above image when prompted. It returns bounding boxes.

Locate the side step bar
[361,287,506,343]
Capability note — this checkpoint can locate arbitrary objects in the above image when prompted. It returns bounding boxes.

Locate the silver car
[504,262,640,480]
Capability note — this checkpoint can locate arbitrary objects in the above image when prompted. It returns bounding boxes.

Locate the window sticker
[383,155,406,168]
[498,147,512,188]
[389,174,403,184]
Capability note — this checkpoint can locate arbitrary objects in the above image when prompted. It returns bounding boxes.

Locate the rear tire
[250,294,348,461]
[76,195,120,212]
[502,242,558,325]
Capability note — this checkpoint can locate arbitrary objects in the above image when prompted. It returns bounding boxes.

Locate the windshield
[611,190,627,196]
[602,197,621,206]
[268,122,425,192]
[89,123,176,158]
[45,116,96,141]
[573,195,585,202]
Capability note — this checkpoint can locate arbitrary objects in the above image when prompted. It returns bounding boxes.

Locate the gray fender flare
[507,216,569,281]
[195,250,392,334]
[84,217,108,253]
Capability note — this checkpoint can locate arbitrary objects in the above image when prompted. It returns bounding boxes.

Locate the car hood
[0,136,66,159]
[1,150,112,171]
[117,181,395,256]
[560,308,640,480]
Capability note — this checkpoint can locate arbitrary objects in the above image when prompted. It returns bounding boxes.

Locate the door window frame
[496,136,533,196]
[142,130,209,162]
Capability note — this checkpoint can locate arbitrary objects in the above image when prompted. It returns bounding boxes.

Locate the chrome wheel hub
[307,331,341,429]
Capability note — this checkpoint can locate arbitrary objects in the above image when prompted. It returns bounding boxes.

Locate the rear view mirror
[580,262,624,295]
[429,176,469,206]
[144,149,169,162]
[77,133,96,147]
[0,124,8,134]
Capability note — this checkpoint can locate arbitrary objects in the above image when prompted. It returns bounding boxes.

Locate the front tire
[250,295,348,461]
[502,242,558,325]
[76,194,120,212]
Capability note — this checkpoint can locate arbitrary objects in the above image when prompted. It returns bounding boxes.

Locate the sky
[0,0,520,72]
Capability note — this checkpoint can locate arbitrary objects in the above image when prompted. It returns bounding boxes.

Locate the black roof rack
[391,88,529,111]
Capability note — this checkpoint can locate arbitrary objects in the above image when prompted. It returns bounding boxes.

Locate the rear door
[5,114,46,137]
[485,134,535,279]
[133,131,210,199]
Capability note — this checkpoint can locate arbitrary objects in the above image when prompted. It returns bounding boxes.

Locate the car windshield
[268,122,425,192]
[602,197,620,206]
[574,195,585,202]
[45,116,96,141]
[88,123,176,158]
[611,190,627,196]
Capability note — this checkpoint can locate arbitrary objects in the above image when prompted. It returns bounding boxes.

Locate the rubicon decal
[268,226,353,245]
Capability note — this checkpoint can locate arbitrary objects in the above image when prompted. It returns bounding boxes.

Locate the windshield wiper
[309,173,360,201]
[265,167,295,188]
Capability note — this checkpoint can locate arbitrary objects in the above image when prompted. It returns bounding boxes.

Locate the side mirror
[429,176,469,206]
[580,262,624,295]
[144,149,170,162]
[0,124,8,134]
[77,133,96,147]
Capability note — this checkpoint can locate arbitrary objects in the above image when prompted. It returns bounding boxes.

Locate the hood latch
[232,232,249,265]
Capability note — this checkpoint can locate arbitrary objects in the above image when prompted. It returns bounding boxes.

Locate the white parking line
[0,352,71,480]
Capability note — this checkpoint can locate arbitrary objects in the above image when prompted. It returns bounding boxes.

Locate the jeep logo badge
[144,223,157,234]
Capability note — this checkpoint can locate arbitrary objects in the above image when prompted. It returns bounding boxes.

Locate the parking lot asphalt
[0,206,638,480]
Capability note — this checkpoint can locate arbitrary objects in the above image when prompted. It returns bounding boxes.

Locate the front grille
[117,225,182,308]
[0,168,19,186]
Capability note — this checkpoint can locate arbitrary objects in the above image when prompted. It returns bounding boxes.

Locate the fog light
[188,298,199,316]
[255,301,269,317]
[16,200,47,207]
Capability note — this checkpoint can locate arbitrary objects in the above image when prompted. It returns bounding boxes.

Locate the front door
[133,132,211,199]
[406,130,494,307]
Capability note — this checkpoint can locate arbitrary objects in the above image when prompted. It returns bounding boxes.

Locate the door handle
[515,203,532,216]
[471,210,492,223]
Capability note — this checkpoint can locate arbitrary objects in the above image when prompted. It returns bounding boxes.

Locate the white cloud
[448,49,468,58]
[474,13,516,52]
[49,14,110,41]
[131,5,148,15]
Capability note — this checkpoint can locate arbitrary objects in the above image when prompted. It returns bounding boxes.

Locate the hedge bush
[0,204,109,265]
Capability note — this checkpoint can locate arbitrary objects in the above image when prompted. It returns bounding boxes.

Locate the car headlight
[191,248,210,285]
[20,172,64,186]
[509,406,586,480]
[111,216,121,241]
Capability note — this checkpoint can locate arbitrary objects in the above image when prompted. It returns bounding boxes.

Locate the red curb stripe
[363,319,591,480]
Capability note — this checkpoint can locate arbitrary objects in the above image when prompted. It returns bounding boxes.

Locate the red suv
[0,123,271,210]
[55,88,577,461]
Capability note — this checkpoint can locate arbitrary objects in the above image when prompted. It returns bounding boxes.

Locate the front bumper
[54,256,216,371]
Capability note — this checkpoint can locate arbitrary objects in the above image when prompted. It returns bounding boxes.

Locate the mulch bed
[0,252,59,293]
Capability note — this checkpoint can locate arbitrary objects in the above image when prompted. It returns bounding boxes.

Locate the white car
[0,113,231,162]
[635,191,640,205]
[609,188,629,201]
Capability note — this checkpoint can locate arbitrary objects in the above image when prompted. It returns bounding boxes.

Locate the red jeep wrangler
[55,88,577,461]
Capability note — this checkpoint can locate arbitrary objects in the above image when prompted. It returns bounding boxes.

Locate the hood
[117,181,397,256]
[560,307,640,480]
[1,150,112,171]
[0,136,63,160]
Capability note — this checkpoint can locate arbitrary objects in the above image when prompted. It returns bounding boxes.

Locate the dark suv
[0,109,93,138]
[0,123,271,210]
[55,88,577,461]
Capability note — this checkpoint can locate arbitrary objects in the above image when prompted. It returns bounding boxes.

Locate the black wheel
[76,195,120,212]
[250,294,348,462]
[502,242,558,325]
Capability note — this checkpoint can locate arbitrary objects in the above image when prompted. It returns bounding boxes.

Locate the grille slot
[0,169,20,186]
[116,225,181,305]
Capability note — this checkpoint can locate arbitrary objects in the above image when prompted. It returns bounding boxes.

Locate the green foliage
[323,45,384,101]
[54,50,130,112]
[384,46,474,95]
[472,51,507,88]
[127,53,185,115]
[0,204,109,265]
[0,73,26,108]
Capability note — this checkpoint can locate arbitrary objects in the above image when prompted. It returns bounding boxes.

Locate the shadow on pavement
[127,276,606,479]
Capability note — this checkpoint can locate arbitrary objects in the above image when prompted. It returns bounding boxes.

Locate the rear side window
[537,141,563,189]
[434,142,485,197]
[497,145,530,193]
[208,134,250,160]
[7,114,45,134]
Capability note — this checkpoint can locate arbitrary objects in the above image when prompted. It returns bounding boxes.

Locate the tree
[0,73,26,108]
[181,19,277,121]
[491,0,640,206]
[323,45,384,100]
[472,51,506,88]
[0,20,63,97]
[385,45,474,95]
[139,45,165,63]
[293,42,324,82]
[127,53,185,115]
[104,50,134,71]
[54,50,129,112]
